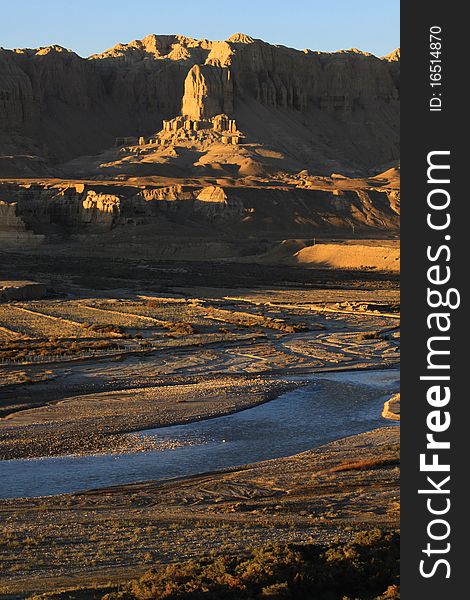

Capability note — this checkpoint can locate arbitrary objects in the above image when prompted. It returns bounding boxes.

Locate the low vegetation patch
[318,456,400,475]
[166,321,196,335]
[120,530,399,600]
[357,331,385,341]
[33,530,399,600]
[83,323,124,335]
[0,338,123,362]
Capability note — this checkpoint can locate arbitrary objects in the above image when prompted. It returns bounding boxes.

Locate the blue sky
[0,0,399,57]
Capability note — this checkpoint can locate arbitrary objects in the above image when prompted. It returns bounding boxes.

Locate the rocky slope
[0,34,399,175]
[0,172,399,249]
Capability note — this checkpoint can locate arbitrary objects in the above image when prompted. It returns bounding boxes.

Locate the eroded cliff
[0,175,399,246]
[0,34,399,174]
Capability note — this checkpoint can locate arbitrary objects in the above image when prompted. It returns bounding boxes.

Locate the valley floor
[0,256,399,598]
[0,426,399,598]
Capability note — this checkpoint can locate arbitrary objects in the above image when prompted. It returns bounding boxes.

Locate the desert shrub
[84,323,123,334]
[146,300,163,309]
[167,321,195,335]
[377,585,400,599]
[0,338,122,362]
[261,582,291,598]
[106,529,399,600]
[318,456,400,475]
[357,331,384,341]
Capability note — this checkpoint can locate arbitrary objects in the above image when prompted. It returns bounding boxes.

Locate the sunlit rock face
[0,179,399,242]
[182,64,233,120]
[0,34,399,172]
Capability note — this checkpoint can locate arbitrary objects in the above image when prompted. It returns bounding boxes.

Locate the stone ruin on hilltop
[158,113,241,145]
[115,112,243,149]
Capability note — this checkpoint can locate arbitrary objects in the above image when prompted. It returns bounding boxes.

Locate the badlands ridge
[0,33,399,265]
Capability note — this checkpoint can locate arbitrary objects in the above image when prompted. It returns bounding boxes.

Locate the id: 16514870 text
[429,25,443,112]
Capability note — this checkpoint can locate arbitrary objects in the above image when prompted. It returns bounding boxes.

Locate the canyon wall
[0,34,399,172]
[0,181,399,241]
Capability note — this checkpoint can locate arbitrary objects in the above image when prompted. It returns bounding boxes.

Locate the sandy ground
[0,426,399,597]
[382,393,400,420]
[292,242,400,271]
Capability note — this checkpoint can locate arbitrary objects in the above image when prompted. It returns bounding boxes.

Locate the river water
[0,369,399,499]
